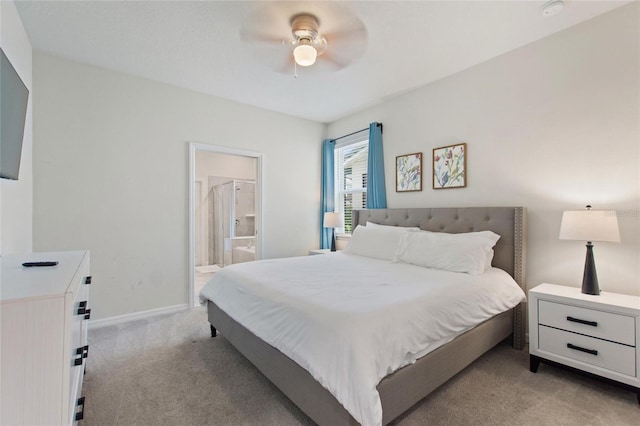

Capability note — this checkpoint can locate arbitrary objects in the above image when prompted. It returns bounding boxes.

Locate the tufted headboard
[352,207,527,348]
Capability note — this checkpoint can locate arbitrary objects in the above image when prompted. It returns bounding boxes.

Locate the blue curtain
[320,139,335,249]
[366,122,387,208]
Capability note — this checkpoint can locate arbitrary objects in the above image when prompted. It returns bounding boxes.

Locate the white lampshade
[559,209,620,243]
[293,44,317,66]
[323,212,343,228]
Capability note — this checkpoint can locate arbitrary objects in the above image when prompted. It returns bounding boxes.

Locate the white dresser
[1,251,91,425]
[528,283,640,404]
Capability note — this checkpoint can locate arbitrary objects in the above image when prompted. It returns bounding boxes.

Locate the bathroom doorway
[189,143,262,307]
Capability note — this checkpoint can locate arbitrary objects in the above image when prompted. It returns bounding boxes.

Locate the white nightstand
[308,249,336,255]
[528,283,640,404]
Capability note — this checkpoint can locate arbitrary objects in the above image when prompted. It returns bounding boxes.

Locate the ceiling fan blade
[319,51,350,70]
[240,2,293,44]
[240,28,288,45]
[323,27,367,45]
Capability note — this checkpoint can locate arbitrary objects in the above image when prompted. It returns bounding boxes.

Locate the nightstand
[529,283,640,404]
[308,249,334,255]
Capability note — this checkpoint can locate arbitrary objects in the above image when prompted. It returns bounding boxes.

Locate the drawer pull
[567,343,598,356]
[567,316,597,327]
[75,396,85,421]
[77,301,88,315]
[84,276,92,285]
[84,308,92,320]
[73,348,84,366]
[74,345,89,366]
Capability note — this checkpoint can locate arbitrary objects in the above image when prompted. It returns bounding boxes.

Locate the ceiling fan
[288,14,327,67]
[240,4,367,75]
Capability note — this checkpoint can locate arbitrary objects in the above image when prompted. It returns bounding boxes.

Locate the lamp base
[581,242,600,295]
[330,228,336,252]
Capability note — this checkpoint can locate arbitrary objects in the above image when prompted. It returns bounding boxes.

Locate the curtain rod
[331,122,383,142]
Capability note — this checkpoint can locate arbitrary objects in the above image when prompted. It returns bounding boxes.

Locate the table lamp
[324,212,343,252]
[559,205,620,295]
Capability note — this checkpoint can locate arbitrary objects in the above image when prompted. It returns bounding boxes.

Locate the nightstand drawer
[539,300,635,346]
[539,325,636,377]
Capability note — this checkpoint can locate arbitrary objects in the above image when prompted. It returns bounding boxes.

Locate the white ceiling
[14,0,630,123]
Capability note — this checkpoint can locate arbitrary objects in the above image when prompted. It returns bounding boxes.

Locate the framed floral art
[433,143,466,189]
[396,152,422,192]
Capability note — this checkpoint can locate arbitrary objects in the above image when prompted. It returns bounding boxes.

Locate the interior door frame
[188,142,263,307]
[194,179,204,267]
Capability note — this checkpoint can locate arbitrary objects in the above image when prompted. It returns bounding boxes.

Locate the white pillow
[485,249,495,271]
[343,225,417,261]
[394,230,501,274]
[366,221,420,232]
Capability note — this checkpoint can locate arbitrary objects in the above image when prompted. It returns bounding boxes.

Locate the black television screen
[1,47,29,180]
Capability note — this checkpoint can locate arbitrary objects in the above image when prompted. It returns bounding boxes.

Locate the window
[335,139,368,233]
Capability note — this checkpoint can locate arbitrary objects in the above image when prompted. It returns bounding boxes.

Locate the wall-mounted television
[1,47,30,180]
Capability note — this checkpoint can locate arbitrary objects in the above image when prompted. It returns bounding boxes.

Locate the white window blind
[335,139,368,233]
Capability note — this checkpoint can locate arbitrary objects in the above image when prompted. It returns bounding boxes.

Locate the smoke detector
[541,0,565,17]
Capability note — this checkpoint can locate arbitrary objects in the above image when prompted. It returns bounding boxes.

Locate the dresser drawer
[538,300,635,346]
[539,325,636,377]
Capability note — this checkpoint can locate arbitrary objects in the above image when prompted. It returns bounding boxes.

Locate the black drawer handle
[77,301,87,315]
[84,308,92,320]
[567,316,597,327]
[84,276,92,285]
[75,396,85,421]
[73,348,83,366]
[567,343,598,356]
[74,345,89,366]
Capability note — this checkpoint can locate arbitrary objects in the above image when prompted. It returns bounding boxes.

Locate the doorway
[189,143,262,307]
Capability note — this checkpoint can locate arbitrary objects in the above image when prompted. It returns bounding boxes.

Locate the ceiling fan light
[293,44,317,66]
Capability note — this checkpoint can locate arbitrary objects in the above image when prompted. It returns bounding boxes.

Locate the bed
[202,207,527,425]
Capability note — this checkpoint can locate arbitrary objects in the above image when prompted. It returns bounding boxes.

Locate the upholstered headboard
[352,207,527,349]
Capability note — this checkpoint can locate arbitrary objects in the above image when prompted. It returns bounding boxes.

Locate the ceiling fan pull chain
[294,60,298,78]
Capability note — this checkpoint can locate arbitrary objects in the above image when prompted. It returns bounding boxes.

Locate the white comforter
[199,253,525,426]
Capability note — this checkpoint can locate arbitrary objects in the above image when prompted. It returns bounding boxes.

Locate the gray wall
[328,4,640,296]
[0,0,33,254]
[32,53,324,319]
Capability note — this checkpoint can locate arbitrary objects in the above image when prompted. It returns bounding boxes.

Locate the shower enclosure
[210,179,256,267]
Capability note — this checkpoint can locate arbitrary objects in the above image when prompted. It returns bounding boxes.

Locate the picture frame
[396,152,422,192]
[433,143,467,189]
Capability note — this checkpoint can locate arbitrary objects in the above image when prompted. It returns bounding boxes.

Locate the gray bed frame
[207,207,527,425]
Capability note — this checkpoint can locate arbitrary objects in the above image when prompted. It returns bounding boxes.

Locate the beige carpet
[83,307,639,425]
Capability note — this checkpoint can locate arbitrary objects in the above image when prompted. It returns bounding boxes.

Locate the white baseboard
[88,304,190,330]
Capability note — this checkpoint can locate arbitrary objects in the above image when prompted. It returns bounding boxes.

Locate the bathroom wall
[234,181,255,237]
[195,151,256,267]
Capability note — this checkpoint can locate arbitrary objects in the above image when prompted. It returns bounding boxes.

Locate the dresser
[528,283,640,404]
[1,251,91,425]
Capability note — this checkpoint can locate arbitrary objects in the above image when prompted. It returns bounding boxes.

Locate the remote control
[22,261,59,267]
